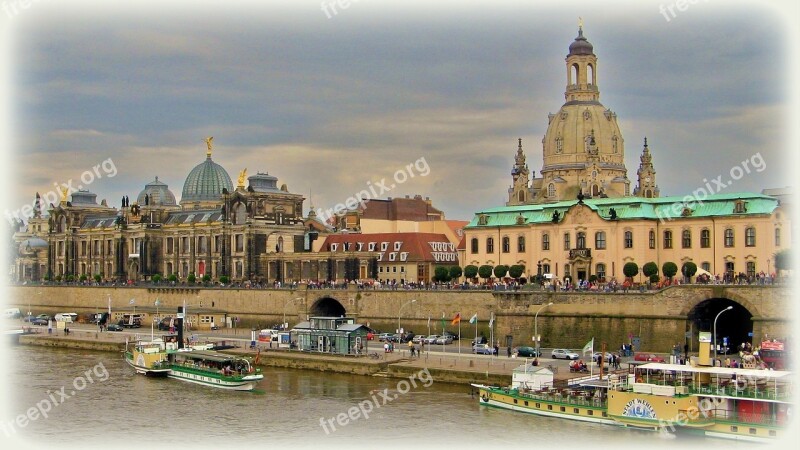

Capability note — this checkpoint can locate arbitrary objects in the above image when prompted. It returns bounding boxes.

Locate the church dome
[568,28,594,56]
[181,155,233,205]
[137,176,177,206]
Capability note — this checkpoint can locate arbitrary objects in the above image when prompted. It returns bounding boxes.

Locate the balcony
[569,248,591,259]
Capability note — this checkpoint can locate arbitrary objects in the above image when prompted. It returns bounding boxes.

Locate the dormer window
[734,200,747,214]
[381,242,388,251]
[357,242,364,251]
[400,252,409,261]
[330,243,338,252]
[681,207,692,217]
[394,242,402,251]
[389,252,397,261]
[516,215,525,225]
[478,214,488,226]
[368,242,376,251]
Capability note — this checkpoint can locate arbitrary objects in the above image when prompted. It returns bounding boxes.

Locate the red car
[634,353,666,363]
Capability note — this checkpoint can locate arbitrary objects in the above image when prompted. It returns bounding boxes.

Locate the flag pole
[458,313,461,355]
[590,338,594,377]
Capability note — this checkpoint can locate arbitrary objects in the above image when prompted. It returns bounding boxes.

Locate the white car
[551,348,579,360]
[423,335,440,344]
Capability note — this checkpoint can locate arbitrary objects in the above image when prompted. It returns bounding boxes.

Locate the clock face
[645,177,651,182]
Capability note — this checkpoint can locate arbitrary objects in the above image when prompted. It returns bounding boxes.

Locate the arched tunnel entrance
[310,297,346,317]
[687,298,753,352]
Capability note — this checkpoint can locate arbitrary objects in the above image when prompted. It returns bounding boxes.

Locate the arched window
[745,227,756,247]
[682,230,691,249]
[596,263,605,280]
[277,236,284,252]
[587,63,594,85]
[502,237,510,253]
[724,229,734,247]
[518,236,526,252]
[576,232,586,249]
[234,203,247,225]
[486,237,494,254]
[624,231,633,249]
[518,191,525,202]
[548,183,556,197]
[663,230,673,249]
[542,233,550,251]
[470,238,479,254]
[700,229,710,248]
[570,63,579,86]
[595,231,606,249]
[775,228,781,246]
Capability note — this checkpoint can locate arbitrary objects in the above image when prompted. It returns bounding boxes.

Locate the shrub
[642,262,659,278]
[464,265,479,279]
[478,265,494,280]
[493,264,509,279]
[662,262,678,280]
[622,262,639,279]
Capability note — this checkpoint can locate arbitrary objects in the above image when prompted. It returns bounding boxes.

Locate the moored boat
[474,361,792,442]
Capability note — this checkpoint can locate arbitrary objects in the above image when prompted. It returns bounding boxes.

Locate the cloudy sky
[1,0,797,224]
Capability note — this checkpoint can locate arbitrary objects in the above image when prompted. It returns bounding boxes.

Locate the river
[3,345,755,450]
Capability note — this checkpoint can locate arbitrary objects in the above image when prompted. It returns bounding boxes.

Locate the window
[624,231,633,249]
[182,237,189,254]
[576,232,586,249]
[724,229,734,247]
[595,231,606,249]
[548,183,556,197]
[745,227,756,247]
[197,236,207,253]
[746,261,756,279]
[166,237,174,255]
[94,240,100,256]
[682,230,691,249]
[518,236,526,252]
[564,233,571,250]
[478,215,488,226]
[542,264,550,274]
[700,229,710,248]
[701,262,711,273]
[486,238,494,254]
[470,238,479,254]
[649,230,656,249]
[107,239,113,256]
[596,263,606,280]
[663,231,673,249]
[81,241,87,256]
[502,237,510,253]
[542,233,550,250]
[235,234,244,253]
[775,228,781,246]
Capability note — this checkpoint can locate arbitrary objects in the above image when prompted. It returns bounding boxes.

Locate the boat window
[588,410,593,416]
[749,428,756,435]
[560,406,565,412]
[730,426,737,432]
[573,408,579,414]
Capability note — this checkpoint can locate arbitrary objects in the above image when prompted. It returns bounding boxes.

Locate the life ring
[481,394,489,403]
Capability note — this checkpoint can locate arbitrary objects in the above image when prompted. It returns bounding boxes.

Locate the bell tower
[565,20,599,104]
[507,138,534,206]
[634,137,659,198]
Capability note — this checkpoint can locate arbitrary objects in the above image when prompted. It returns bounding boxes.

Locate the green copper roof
[465,192,779,228]
[181,155,233,204]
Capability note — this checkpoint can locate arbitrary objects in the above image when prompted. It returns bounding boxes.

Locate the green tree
[774,249,791,271]
[152,274,162,284]
[464,265,479,279]
[433,266,451,282]
[219,275,230,284]
[623,262,639,279]
[448,266,463,280]
[588,274,598,283]
[508,264,525,279]
[168,274,178,283]
[681,261,698,280]
[493,264,509,279]
[478,265,494,280]
[66,274,75,282]
[662,262,678,280]
[55,275,62,282]
[642,262,659,278]
[187,273,196,284]
[202,274,212,284]
[79,274,88,282]
[94,274,102,283]
[650,274,660,283]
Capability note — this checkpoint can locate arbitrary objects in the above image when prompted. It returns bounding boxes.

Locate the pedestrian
[507,346,512,358]
[494,343,499,356]
[410,345,416,358]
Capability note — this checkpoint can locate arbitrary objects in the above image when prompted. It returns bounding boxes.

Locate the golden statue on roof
[203,136,214,157]
[237,168,247,189]
[60,186,68,202]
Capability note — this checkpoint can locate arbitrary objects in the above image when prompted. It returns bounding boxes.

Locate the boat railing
[518,389,605,408]
[687,383,791,401]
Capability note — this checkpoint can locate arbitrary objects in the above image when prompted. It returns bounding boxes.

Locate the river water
[2,345,757,450]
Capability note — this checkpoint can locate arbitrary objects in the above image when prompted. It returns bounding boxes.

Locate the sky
[1,0,797,226]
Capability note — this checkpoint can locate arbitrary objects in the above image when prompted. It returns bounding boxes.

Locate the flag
[469,313,478,324]
[427,317,431,328]
[488,313,494,328]
[129,299,135,305]
[451,313,461,325]
[583,338,594,355]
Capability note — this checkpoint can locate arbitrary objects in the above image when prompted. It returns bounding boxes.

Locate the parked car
[435,335,453,345]
[593,352,614,363]
[551,348,579,360]
[423,335,440,344]
[399,332,416,343]
[471,336,488,346]
[473,344,497,355]
[31,317,49,325]
[106,324,123,332]
[158,317,175,331]
[377,333,393,342]
[35,314,51,321]
[634,353,666,363]
[442,331,459,341]
[412,335,426,344]
[515,346,540,357]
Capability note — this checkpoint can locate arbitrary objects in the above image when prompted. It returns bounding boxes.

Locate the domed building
[137,176,178,206]
[180,149,233,209]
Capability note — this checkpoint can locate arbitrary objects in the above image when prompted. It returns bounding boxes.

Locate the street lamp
[398,299,417,335]
[713,306,734,363]
[283,297,303,330]
[534,302,553,364]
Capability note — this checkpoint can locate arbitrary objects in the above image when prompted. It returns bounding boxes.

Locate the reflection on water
[4,346,755,448]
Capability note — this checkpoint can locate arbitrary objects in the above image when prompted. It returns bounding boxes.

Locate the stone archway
[310,296,346,317]
[127,260,139,281]
[686,298,753,352]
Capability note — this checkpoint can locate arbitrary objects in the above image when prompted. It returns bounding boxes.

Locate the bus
[760,340,787,370]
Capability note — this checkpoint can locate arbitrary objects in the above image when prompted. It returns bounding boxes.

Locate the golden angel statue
[237,168,247,188]
[203,136,214,155]
[60,186,69,202]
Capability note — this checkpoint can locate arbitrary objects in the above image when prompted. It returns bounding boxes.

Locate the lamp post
[283,297,303,330]
[534,302,553,364]
[398,299,417,335]
[713,306,733,363]
[537,260,543,288]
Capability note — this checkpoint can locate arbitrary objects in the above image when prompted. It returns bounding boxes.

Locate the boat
[124,335,264,391]
[473,361,792,442]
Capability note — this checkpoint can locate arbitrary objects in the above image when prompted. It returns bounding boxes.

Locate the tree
[493,264,509,279]
[202,274,212,284]
[152,274,162,284]
[623,262,639,279]
[662,262,678,280]
[187,273,196,284]
[464,265,479,279]
[433,266,451,283]
[79,274,88,282]
[448,265,463,280]
[219,275,230,284]
[588,274,598,283]
[478,265,494,281]
[168,274,178,283]
[681,262,697,280]
[94,274,102,283]
[650,274,660,283]
[508,264,525,279]
[774,249,791,272]
[642,262,659,278]
[66,274,75,282]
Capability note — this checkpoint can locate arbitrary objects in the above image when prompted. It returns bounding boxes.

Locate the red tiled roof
[320,232,458,264]
[359,197,444,221]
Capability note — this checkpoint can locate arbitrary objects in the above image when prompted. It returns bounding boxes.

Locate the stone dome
[19,238,48,255]
[181,155,233,205]
[568,27,594,56]
[248,172,281,192]
[137,177,177,206]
